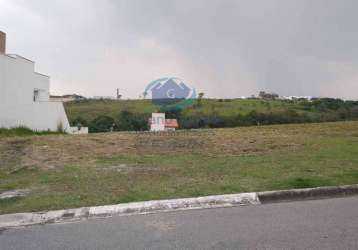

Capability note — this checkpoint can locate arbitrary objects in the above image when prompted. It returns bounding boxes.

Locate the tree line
[70,98,358,133]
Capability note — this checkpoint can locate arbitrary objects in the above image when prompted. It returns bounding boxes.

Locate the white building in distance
[150,113,166,131]
[0,31,75,133]
[149,113,179,132]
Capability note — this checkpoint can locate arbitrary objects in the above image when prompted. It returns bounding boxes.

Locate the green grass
[0,127,63,138]
[1,122,358,214]
[65,98,330,123]
[65,99,157,122]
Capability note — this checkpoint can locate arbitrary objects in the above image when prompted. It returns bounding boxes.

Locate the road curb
[1,184,358,229]
[0,193,259,229]
[258,184,358,203]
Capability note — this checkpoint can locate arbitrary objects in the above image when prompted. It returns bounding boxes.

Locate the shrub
[337,107,350,120]
[71,116,88,127]
[351,106,358,119]
[0,127,63,137]
[115,111,148,131]
[299,101,313,111]
[312,98,345,111]
[89,116,115,133]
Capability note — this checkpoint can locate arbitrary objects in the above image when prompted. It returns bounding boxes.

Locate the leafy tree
[198,92,205,99]
[196,92,205,107]
[259,91,279,100]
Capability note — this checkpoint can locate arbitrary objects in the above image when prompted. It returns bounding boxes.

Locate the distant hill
[64,98,358,132]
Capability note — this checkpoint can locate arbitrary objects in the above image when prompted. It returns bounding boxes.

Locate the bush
[89,116,115,133]
[115,111,148,131]
[71,116,88,127]
[337,107,350,120]
[351,106,358,119]
[0,127,63,137]
[164,109,182,119]
[299,101,313,111]
[178,109,316,129]
[311,98,345,111]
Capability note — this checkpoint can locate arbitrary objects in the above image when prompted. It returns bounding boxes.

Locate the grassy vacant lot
[1,121,358,214]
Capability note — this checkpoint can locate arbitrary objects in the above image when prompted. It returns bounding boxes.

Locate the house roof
[165,119,179,128]
[62,94,85,98]
[148,118,179,128]
[50,94,85,99]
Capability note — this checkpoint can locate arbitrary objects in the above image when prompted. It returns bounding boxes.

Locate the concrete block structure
[149,113,179,131]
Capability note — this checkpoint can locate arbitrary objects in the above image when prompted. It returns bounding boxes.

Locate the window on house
[34,89,47,102]
[33,89,39,102]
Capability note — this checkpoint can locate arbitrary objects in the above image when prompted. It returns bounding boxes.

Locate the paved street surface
[1,197,358,250]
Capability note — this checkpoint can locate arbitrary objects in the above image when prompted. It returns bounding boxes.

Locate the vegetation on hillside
[65,98,358,132]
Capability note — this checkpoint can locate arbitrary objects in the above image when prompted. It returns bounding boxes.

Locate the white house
[149,113,179,132]
[150,113,166,131]
[0,31,75,133]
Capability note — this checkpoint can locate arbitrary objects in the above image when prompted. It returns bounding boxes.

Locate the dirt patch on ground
[0,138,32,171]
[0,133,138,171]
[0,128,303,171]
[1,122,356,171]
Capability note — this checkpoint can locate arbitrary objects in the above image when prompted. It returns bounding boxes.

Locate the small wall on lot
[70,126,89,134]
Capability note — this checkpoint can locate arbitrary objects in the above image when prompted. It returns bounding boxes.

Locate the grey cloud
[1,0,357,99]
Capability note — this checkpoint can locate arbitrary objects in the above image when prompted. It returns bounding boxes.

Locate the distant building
[150,113,165,131]
[92,96,117,100]
[0,31,75,133]
[247,95,258,100]
[50,94,85,102]
[281,96,313,101]
[164,119,179,131]
[149,113,179,131]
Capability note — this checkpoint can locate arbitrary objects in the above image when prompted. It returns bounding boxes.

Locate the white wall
[0,53,71,132]
[70,127,89,134]
[150,113,165,131]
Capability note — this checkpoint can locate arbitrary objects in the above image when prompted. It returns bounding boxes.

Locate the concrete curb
[1,184,358,229]
[258,184,358,203]
[0,193,259,229]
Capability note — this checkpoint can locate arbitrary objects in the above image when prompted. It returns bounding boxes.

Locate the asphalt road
[1,197,358,250]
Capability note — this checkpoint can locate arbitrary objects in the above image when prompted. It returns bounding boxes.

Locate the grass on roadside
[1,121,358,214]
[0,127,63,138]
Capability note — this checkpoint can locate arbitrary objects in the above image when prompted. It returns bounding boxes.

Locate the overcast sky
[1,0,357,99]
